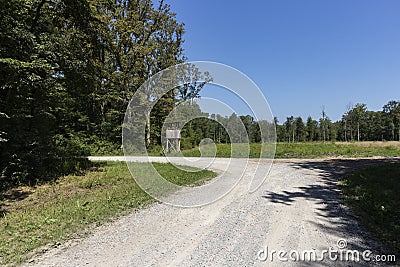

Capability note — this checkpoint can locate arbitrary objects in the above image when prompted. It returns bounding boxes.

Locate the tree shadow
[0,161,108,217]
[262,158,400,265]
[0,188,32,217]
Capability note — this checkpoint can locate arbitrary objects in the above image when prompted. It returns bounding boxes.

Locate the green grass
[180,143,268,158]
[90,141,400,158]
[275,142,400,158]
[340,163,400,254]
[177,142,400,158]
[0,162,216,265]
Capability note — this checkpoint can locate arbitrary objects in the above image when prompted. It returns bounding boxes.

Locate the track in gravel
[27,157,398,267]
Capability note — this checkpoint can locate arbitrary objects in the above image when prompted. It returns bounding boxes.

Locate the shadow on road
[262,158,400,265]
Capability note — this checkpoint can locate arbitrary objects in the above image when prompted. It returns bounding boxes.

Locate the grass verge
[0,162,216,265]
[340,163,400,254]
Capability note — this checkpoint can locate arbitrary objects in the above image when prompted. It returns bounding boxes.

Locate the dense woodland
[0,0,189,189]
[0,0,399,191]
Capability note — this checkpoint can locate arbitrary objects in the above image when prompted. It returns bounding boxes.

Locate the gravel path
[26,157,397,266]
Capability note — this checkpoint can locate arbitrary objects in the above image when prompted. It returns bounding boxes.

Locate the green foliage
[0,0,92,190]
[80,135,122,156]
[0,0,187,190]
[275,101,400,143]
[159,100,399,154]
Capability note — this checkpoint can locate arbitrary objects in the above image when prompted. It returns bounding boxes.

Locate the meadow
[178,141,400,158]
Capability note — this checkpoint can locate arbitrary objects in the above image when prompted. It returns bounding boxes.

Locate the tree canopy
[0,0,188,190]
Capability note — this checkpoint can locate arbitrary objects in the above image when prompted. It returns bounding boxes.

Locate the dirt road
[27,157,395,266]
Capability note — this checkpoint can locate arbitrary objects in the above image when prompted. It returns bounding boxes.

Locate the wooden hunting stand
[165,121,181,153]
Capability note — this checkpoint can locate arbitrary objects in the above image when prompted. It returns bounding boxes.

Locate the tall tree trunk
[292,129,295,143]
[350,124,353,141]
[398,128,400,141]
[145,110,151,148]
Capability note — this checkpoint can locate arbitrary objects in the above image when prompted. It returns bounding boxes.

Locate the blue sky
[165,0,400,122]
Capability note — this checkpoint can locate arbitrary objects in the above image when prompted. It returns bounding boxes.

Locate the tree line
[176,100,400,147]
[276,101,400,143]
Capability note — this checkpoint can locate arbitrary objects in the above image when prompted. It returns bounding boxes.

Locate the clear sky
[165,0,400,122]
